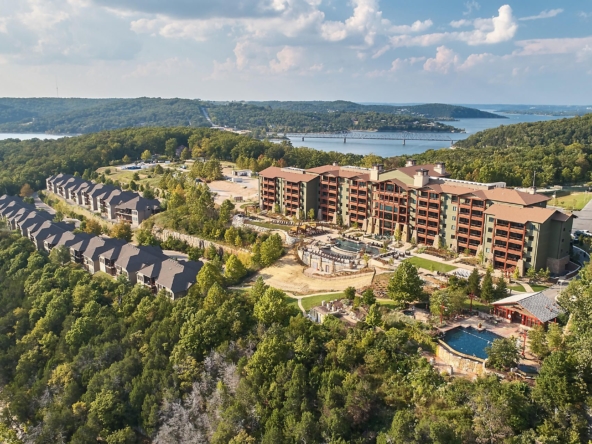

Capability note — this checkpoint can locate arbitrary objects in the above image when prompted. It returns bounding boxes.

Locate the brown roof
[259,166,318,183]
[475,188,550,206]
[306,165,370,180]
[422,183,478,195]
[396,164,450,179]
[484,203,562,224]
[551,212,572,222]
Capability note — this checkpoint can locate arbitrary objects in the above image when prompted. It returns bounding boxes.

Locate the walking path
[572,197,592,232]
[521,282,534,292]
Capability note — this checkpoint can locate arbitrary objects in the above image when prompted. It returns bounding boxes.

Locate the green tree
[136,228,158,246]
[260,234,283,267]
[494,278,508,300]
[528,324,549,359]
[485,337,520,371]
[224,254,247,285]
[467,268,481,297]
[20,183,34,197]
[132,172,140,181]
[480,269,494,303]
[308,208,315,221]
[362,288,376,306]
[141,150,152,161]
[180,147,191,161]
[387,262,423,309]
[196,262,224,296]
[254,287,292,326]
[365,304,382,327]
[122,154,131,164]
[142,186,155,200]
[546,323,564,352]
[165,138,178,158]
[83,219,103,235]
[49,245,71,265]
[110,221,133,241]
[344,286,356,301]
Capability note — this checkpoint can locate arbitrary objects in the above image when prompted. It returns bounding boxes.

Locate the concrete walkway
[521,282,534,292]
[572,197,592,233]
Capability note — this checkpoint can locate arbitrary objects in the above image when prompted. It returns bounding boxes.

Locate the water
[442,326,503,360]
[288,113,566,157]
[0,133,70,141]
[334,238,380,256]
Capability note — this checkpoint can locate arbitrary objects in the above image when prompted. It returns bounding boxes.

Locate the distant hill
[455,114,592,148]
[245,101,504,120]
[0,98,210,134]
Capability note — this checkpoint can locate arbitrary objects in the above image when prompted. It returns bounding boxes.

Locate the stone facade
[436,341,486,375]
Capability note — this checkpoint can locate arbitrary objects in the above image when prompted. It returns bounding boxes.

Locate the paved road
[33,193,55,215]
[572,198,592,232]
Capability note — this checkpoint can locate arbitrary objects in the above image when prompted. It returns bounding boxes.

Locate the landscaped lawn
[300,292,345,311]
[462,298,491,313]
[550,192,592,211]
[530,284,549,292]
[248,221,291,232]
[405,257,456,273]
[286,297,300,310]
[509,283,526,292]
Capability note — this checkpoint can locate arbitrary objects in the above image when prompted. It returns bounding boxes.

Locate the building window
[451,225,455,230]
[452,206,457,211]
[489,217,494,222]
[488,227,493,232]
[529,236,534,241]
[486,248,490,253]
[451,235,455,239]
[452,216,456,221]
[487,238,492,243]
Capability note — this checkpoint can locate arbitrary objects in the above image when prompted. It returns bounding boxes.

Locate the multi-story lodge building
[259,160,574,275]
[46,174,160,226]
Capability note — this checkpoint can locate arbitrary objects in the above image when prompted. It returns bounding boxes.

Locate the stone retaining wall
[152,226,249,257]
[436,340,485,375]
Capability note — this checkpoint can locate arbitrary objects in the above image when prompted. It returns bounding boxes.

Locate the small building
[232,169,253,177]
[309,305,332,323]
[492,291,564,327]
[234,196,244,202]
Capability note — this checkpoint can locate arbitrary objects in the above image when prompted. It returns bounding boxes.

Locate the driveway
[33,193,55,215]
[572,198,592,232]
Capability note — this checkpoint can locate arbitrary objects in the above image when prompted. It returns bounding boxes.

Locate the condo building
[259,160,573,275]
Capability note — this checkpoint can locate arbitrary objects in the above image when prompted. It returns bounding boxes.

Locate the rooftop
[493,291,564,323]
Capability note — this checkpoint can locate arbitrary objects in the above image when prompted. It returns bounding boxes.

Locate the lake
[287,112,567,157]
[0,133,70,141]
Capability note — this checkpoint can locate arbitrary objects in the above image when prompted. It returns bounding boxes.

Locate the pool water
[442,326,503,360]
[334,239,380,255]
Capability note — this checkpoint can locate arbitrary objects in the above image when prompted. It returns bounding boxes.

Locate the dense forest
[455,114,592,148]
[0,98,502,135]
[0,230,591,443]
[245,101,504,119]
[1,114,592,196]
[207,102,458,133]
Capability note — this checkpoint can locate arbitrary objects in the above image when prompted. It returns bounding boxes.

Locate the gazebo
[492,292,563,327]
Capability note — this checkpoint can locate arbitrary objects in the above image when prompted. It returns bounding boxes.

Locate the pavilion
[492,291,563,327]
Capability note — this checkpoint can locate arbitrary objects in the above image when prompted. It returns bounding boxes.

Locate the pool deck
[437,315,541,372]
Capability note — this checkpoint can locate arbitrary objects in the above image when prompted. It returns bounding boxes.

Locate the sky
[0,0,591,104]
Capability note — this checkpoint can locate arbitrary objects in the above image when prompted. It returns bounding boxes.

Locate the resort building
[46,174,161,226]
[259,160,574,275]
[492,291,564,327]
[0,195,201,300]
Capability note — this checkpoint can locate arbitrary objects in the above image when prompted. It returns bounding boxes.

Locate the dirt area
[257,253,374,295]
[208,167,259,205]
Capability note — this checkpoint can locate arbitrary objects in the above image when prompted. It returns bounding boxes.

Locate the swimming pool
[442,326,503,360]
[334,239,380,256]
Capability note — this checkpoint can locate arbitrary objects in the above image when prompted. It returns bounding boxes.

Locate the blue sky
[0,0,591,104]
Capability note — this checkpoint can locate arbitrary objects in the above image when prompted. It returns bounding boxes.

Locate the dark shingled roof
[493,292,564,323]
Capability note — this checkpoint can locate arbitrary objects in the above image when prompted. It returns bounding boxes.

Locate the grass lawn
[300,293,345,311]
[509,283,526,292]
[286,297,300,310]
[405,257,456,273]
[462,298,491,313]
[530,284,549,292]
[550,192,592,211]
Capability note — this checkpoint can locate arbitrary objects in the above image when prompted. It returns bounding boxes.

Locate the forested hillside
[0,231,591,443]
[207,102,457,133]
[0,98,500,134]
[455,114,592,148]
[247,101,503,119]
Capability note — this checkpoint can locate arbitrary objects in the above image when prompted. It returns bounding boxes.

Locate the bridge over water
[286,131,456,146]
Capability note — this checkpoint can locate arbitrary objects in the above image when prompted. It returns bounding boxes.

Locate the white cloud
[423,46,458,74]
[457,52,493,70]
[579,12,592,20]
[463,1,480,16]
[519,9,563,21]
[125,57,193,78]
[450,19,471,28]
[514,36,592,56]
[391,5,517,48]
[269,46,303,72]
[390,19,432,34]
[320,0,385,46]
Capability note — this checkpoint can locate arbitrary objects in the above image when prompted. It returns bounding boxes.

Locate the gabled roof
[83,237,126,262]
[485,203,566,225]
[493,291,564,323]
[138,259,202,294]
[306,165,371,180]
[114,196,160,211]
[397,164,450,180]
[113,244,167,273]
[474,188,550,206]
[30,221,67,242]
[87,183,114,198]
